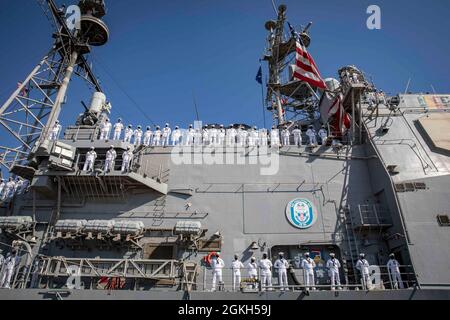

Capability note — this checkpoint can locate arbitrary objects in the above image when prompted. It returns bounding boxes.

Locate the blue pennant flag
[255,66,262,84]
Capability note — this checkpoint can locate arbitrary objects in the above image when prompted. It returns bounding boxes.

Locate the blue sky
[0,0,449,130]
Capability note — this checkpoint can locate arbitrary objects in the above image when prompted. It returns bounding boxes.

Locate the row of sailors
[99,118,330,147]
[0,177,29,202]
[211,252,404,291]
[0,249,20,289]
[82,145,133,174]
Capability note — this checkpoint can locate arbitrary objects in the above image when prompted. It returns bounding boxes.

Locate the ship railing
[27,256,179,289]
[197,265,417,292]
[74,152,165,181]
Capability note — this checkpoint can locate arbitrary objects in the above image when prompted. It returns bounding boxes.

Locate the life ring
[203,251,217,266]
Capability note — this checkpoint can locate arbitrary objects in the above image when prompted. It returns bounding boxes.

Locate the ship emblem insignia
[285,198,316,229]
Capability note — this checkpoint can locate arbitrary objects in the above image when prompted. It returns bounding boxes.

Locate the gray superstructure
[0,1,449,300]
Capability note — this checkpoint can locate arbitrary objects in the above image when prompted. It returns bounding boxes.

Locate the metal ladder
[342,205,360,285]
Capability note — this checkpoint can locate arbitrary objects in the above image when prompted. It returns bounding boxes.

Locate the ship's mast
[0,0,108,177]
[265,4,287,125]
[263,4,316,128]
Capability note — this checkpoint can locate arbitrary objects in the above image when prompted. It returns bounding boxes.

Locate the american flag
[293,40,326,89]
[328,94,351,136]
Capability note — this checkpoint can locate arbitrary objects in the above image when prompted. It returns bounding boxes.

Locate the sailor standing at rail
[185,124,195,146]
[292,125,302,147]
[252,126,259,146]
[0,179,5,199]
[83,146,97,172]
[356,253,371,290]
[211,253,225,292]
[301,252,316,290]
[236,127,244,147]
[270,126,280,147]
[152,126,161,146]
[162,123,171,147]
[143,126,152,146]
[0,249,18,289]
[3,177,16,200]
[99,118,112,140]
[201,126,208,146]
[247,257,258,288]
[281,126,290,146]
[306,125,317,146]
[227,125,236,146]
[124,124,133,143]
[318,126,328,145]
[171,126,182,146]
[231,254,244,291]
[218,125,226,146]
[259,128,268,146]
[242,128,249,147]
[113,118,123,140]
[259,253,273,291]
[104,145,117,173]
[133,125,143,146]
[48,119,62,140]
[274,252,289,290]
[326,253,341,290]
[387,253,404,289]
[210,125,218,146]
[121,146,133,173]
[247,127,255,147]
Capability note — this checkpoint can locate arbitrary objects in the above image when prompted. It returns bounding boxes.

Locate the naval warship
[0,0,449,300]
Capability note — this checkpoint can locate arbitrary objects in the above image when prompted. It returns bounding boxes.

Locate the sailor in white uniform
[218,125,226,146]
[104,145,116,173]
[281,126,290,146]
[1,178,16,201]
[355,253,371,290]
[186,124,195,146]
[0,179,5,199]
[306,125,317,146]
[143,126,152,146]
[259,128,268,146]
[231,254,244,291]
[274,252,289,290]
[201,126,209,146]
[121,146,133,173]
[270,126,280,147]
[326,253,341,290]
[133,125,143,146]
[171,126,181,146]
[211,253,225,291]
[318,126,328,145]
[83,147,97,172]
[99,118,112,140]
[251,126,259,146]
[113,118,123,140]
[387,253,404,289]
[209,125,218,146]
[123,125,133,143]
[49,120,62,140]
[227,125,237,146]
[247,257,258,286]
[301,252,316,290]
[0,249,18,289]
[162,123,171,147]
[152,126,161,146]
[259,253,273,291]
[292,125,302,147]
